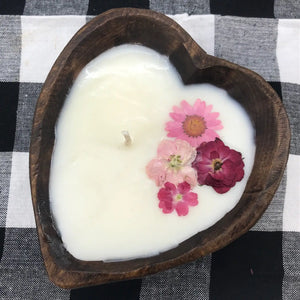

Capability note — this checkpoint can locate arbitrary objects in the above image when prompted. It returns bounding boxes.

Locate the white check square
[171,14,215,55]
[283,154,300,232]
[277,19,300,84]
[6,152,35,228]
[20,16,86,83]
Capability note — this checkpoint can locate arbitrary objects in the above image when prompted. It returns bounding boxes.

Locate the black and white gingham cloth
[0,1,299,299]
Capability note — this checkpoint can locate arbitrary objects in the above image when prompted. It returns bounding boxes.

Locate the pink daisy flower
[165,99,223,147]
[192,138,245,194]
[158,181,198,216]
[146,139,197,187]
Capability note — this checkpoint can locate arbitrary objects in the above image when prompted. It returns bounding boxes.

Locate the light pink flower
[165,99,223,147]
[192,138,245,194]
[146,139,197,187]
[158,182,198,216]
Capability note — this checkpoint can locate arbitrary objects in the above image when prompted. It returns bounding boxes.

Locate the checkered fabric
[0,1,299,299]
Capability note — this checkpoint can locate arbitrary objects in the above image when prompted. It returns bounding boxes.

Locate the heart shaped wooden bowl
[30,8,290,289]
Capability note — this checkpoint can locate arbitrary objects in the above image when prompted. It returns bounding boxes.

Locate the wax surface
[49,45,256,261]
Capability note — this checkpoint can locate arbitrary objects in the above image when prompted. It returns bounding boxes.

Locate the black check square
[87,0,149,15]
[0,82,19,151]
[210,0,275,18]
[70,279,142,300]
[0,0,25,15]
[268,81,283,101]
[210,231,283,300]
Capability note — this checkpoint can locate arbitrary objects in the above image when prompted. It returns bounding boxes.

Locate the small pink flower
[166,99,223,147]
[158,182,198,216]
[192,138,244,194]
[146,139,197,187]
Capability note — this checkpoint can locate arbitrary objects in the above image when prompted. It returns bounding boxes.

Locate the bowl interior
[30,8,290,289]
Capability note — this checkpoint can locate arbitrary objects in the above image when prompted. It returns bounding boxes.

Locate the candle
[49,45,256,261]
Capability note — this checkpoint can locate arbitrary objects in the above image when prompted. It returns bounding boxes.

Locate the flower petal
[165,120,182,130]
[158,199,174,213]
[157,187,172,202]
[146,159,166,186]
[165,171,184,186]
[177,181,191,194]
[173,105,183,114]
[157,139,177,159]
[170,112,185,122]
[167,129,184,139]
[188,136,206,148]
[183,192,198,206]
[213,185,231,194]
[180,166,198,188]
[206,118,222,127]
[204,103,213,114]
[175,201,189,216]
[164,181,177,193]
[194,99,206,115]
[210,112,220,119]
[210,151,220,160]
[203,129,219,141]
[180,100,194,115]
[174,139,196,164]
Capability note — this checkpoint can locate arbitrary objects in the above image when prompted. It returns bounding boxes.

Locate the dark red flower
[192,138,244,194]
[157,181,198,216]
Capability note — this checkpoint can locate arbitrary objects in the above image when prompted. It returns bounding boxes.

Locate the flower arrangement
[146,99,245,216]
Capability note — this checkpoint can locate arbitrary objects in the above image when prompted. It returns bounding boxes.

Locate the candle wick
[122,130,132,146]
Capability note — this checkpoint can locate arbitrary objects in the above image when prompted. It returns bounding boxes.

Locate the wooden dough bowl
[30,8,290,289]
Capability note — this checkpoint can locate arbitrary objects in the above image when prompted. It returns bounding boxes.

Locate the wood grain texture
[29,8,290,289]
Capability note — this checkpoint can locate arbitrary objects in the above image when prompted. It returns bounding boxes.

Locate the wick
[122,130,132,146]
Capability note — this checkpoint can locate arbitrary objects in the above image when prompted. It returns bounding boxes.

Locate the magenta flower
[146,139,198,187]
[158,182,198,216]
[165,99,223,147]
[192,138,245,194]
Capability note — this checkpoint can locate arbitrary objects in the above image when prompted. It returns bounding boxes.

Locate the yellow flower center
[175,194,182,201]
[211,158,223,172]
[183,115,206,137]
[169,155,182,170]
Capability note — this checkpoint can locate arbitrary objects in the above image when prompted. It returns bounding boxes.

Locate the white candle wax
[49,44,256,261]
